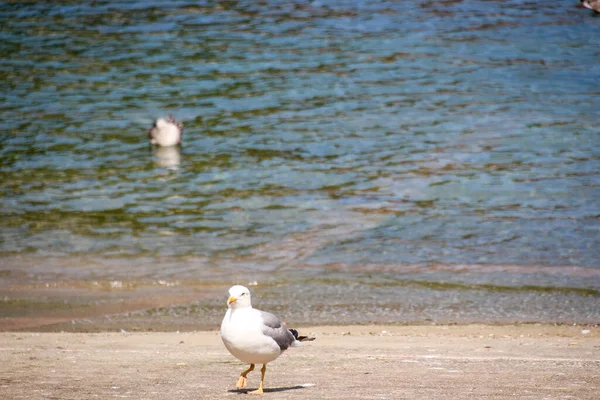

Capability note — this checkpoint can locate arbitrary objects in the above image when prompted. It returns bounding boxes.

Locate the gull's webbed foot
[236,364,255,389]
[236,375,248,389]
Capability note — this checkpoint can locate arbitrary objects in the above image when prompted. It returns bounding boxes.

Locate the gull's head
[227,285,251,309]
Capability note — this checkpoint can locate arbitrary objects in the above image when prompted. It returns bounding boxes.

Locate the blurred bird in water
[148,114,183,147]
[581,0,600,13]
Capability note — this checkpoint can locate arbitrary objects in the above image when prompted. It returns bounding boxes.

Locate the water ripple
[1,0,599,324]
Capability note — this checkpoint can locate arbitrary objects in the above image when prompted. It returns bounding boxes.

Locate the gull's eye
[240,293,245,296]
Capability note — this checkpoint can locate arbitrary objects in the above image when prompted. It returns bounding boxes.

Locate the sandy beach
[1,324,598,399]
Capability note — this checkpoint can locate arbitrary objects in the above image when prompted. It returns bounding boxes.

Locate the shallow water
[1,1,599,329]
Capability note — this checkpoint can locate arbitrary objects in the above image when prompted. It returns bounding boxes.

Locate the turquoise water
[1,1,599,328]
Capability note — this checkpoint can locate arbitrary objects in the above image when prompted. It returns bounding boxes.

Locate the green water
[1,1,599,329]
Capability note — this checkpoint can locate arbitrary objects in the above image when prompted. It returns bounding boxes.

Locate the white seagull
[147,114,183,147]
[220,285,314,394]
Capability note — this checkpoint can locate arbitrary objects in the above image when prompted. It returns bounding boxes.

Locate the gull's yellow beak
[227,296,237,305]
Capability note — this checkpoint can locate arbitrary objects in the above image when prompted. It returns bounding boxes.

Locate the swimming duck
[148,114,183,147]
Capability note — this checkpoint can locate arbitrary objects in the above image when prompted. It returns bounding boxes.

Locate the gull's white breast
[220,308,282,365]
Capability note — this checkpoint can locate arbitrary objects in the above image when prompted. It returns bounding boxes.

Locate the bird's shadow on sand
[229,385,306,394]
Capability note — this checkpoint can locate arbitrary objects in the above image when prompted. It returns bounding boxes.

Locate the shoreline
[1,324,598,399]
[2,281,598,332]
[4,315,599,333]
[3,256,599,333]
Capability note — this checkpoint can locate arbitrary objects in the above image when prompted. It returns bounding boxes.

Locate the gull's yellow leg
[236,364,254,389]
[249,364,267,394]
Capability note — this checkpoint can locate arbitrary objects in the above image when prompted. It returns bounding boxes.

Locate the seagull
[581,0,600,13]
[220,285,314,394]
[147,114,183,147]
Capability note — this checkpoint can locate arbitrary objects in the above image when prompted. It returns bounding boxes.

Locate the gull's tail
[289,328,316,343]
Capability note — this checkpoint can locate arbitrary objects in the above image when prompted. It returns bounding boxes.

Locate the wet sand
[1,324,598,399]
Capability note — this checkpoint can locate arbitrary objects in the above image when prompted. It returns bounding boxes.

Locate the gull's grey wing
[259,310,296,351]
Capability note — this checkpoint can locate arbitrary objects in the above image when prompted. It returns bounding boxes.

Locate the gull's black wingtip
[289,328,316,342]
